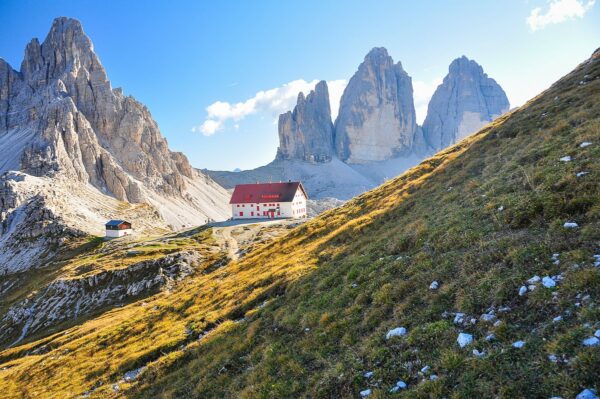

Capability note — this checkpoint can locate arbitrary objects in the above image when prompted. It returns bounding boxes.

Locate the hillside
[0,49,599,399]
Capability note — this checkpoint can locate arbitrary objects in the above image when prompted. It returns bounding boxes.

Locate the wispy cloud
[413,77,443,124]
[193,79,347,136]
[527,0,595,31]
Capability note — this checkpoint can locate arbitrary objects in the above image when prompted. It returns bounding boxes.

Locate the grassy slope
[130,52,600,398]
[0,51,598,398]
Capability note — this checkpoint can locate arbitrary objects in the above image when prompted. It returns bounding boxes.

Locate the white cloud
[413,77,443,124]
[194,79,347,136]
[527,0,595,31]
[327,80,347,121]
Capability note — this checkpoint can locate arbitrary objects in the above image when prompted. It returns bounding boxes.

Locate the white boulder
[386,327,407,339]
[457,333,473,348]
[576,389,599,399]
[542,276,556,288]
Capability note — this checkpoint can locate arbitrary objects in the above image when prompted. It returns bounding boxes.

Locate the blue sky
[0,1,598,171]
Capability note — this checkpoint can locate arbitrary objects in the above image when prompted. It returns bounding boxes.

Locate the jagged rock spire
[276,80,334,163]
[422,56,509,150]
[334,47,426,163]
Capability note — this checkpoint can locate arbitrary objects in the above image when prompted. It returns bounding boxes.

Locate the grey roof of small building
[105,219,129,227]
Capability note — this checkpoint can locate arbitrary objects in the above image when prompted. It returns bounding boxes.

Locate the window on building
[251,211,254,216]
[240,212,244,216]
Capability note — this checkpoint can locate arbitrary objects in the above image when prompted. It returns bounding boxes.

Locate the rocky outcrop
[0,17,230,269]
[422,56,510,150]
[0,17,205,199]
[276,81,334,163]
[334,47,426,163]
[0,251,200,346]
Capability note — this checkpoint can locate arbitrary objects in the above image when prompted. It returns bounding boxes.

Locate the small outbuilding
[230,181,308,220]
[105,220,133,238]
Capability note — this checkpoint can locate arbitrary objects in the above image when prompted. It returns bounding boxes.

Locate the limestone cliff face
[0,17,230,275]
[334,47,425,163]
[0,17,203,201]
[276,81,334,163]
[0,18,228,241]
[422,56,510,150]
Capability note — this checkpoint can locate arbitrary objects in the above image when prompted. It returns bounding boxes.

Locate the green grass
[0,52,598,398]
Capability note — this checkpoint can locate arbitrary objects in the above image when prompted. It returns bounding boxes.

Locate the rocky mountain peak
[334,47,426,163]
[0,17,230,264]
[276,80,334,163]
[422,56,509,150]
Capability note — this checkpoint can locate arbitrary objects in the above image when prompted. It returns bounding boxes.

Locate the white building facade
[230,182,308,220]
[105,220,133,238]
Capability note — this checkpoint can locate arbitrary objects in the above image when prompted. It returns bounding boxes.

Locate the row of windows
[237,211,281,217]
[235,203,279,208]
[293,208,306,214]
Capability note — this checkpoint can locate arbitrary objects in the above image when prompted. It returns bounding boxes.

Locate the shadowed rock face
[277,81,334,163]
[422,56,510,151]
[0,17,210,202]
[334,47,426,164]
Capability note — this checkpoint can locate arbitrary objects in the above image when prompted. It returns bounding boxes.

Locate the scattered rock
[386,327,407,339]
[389,380,407,393]
[363,371,374,378]
[429,281,439,290]
[527,276,541,284]
[553,316,563,323]
[497,205,504,211]
[512,340,526,348]
[123,367,145,382]
[582,337,600,347]
[420,365,431,374]
[453,313,466,324]
[576,389,599,399]
[563,222,579,228]
[457,333,473,348]
[576,171,589,177]
[485,333,496,341]
[579,142,592,148]
[548,354,558,363]
[518,286,527,296]
[559,156,572,162]
[429,374,438,381]
[594,330,600,338]
[542,276,556,288]
[480,313,496,323]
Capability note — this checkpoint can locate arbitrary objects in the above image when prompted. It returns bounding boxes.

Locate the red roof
[229,182,308,204]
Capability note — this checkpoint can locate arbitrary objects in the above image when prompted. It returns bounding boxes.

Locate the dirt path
[213,225,240,260]
[211,219,302,261]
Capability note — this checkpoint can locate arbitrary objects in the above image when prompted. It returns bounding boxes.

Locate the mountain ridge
[0,17,231,274]
[206,48,509,200]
